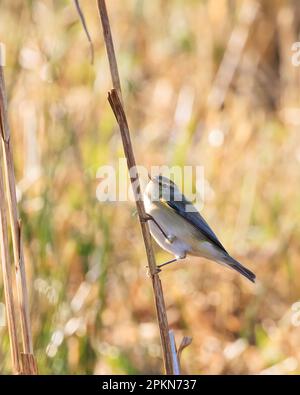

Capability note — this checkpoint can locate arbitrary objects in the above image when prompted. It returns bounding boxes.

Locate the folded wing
[165,196,228,254]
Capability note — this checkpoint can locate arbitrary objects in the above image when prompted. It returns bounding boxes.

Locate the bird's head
[146,175,182,202]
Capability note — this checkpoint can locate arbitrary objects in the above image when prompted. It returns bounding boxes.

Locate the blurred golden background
[1,0,300,374]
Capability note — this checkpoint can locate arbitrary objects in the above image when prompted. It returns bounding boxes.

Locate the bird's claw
[145,265,161,276]
[141,214,152,223]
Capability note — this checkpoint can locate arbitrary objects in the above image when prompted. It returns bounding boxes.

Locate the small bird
[143,175,255,283]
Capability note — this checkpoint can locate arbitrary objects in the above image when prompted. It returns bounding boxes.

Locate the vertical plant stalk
[0,66,37,374]
[0,159,20,374]
[169,330,180,375]
[97,0,175,374]
[107,91,174,374]
[97,0,122,100]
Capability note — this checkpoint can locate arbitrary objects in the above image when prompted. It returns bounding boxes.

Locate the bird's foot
[141,214,152,223]
[145,265,162,276]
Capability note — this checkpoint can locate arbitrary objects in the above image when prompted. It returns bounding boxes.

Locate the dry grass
[0,0,300,374]
[0,63,37,374]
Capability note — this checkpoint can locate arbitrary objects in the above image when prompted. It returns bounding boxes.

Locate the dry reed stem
[97,0,122,101]
[0,156,20,374]
[0,66,37,374]
[107,90,174,374]
[74,0,94,64]
[97,0,175,374]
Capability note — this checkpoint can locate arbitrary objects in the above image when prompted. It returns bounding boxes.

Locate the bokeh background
[1,0,300,374]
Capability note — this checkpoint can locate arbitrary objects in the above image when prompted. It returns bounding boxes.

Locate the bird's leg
[157,253,186,272]
[146,256,185,275]
[142,214,174,243]
[145,259,177,276]
[157,258,179,270]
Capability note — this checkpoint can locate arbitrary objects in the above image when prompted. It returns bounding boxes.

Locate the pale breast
[144,194,192,259]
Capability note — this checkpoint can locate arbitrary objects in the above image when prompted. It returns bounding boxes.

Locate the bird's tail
[219,255,256,283]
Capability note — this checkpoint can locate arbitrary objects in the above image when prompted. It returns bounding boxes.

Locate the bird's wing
[164,196,228,254]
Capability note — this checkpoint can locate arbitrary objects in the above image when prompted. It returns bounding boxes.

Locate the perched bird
[143,175,255,283]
